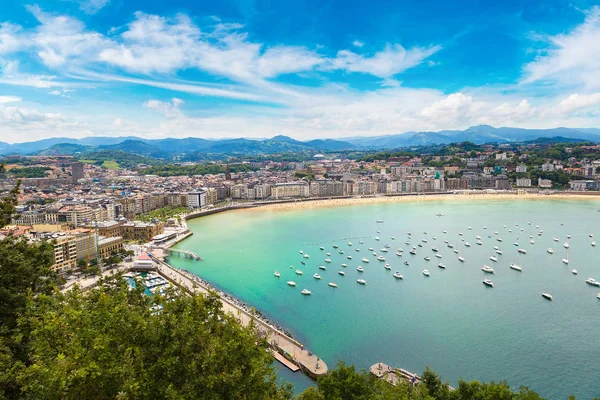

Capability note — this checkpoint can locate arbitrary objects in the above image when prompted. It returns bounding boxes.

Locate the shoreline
[230,191,600,213]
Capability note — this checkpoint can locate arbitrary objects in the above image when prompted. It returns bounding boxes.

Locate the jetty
[370,363,420,387]
[154,259,328,379]
[165,248,202,260]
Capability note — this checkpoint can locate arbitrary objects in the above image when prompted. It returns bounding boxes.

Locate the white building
[187,190,207,208]
[538,178,553,188]
[516,165,527,173]
[516,178,532,187]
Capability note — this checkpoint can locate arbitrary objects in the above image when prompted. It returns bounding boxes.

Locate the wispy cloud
[522,6,600,90]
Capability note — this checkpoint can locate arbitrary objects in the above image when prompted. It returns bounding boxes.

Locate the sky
[0,0,600,142]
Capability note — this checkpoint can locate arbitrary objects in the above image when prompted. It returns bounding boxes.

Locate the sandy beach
[238,191,600,213]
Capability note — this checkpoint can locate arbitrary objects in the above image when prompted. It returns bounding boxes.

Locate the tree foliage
[11,277,292,400]
[139,163,255,177]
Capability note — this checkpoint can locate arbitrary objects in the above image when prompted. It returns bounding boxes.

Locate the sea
[170,198,600,399]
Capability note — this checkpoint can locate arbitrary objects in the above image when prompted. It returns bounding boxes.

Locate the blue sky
[0,0,600,142]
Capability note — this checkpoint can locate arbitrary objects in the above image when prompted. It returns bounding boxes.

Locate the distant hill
[343,125,600,148]
[1,126,599,156]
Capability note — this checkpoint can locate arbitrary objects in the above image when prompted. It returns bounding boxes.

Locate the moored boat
[338,270,345,276]
[422,269,430,276]
[483,279,494,287]
[357,279,367,285]
[295,269,303,275]
[301,289,311,295]
[393,272,403,279]
[287,281,296,287]
[542,292,553,301]
[313,273,321,280]
[481,265,494,273]
[274,270,280,277]
[510,264,522,271]
[328,282,338,288]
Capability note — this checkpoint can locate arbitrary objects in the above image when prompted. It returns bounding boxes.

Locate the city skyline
[1,0,600,141]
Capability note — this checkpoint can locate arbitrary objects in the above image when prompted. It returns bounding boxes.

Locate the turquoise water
[171,198,600,399]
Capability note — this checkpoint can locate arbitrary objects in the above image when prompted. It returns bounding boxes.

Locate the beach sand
[238,192,600,213]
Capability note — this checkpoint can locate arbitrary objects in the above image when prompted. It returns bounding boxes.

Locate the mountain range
[2,125,600,158]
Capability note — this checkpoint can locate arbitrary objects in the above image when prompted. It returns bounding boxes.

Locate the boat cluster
[276,219,599,301]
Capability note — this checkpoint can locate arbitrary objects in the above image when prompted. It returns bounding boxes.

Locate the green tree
[17,277,292,400]
[316,361,374,400]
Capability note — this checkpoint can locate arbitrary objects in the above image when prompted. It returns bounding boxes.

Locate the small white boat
[447,243,454,248]
[494,246,499,250]
[498,238,504,242]
[381,248,389,253]
[313,273,321,280]
[385,244,391,248]
[510,264,522,271]
[299,250,304,254]
[490,256,498,262]
[362,258,370,263]
[326,252,331,256]
[274,270,280,277]
[368,247,374,251]
[328,282,338,288]
[357,279,367,285]
[475,235,482,240]
[424,256,431,261]
[377,256,386,261]
[396,252,402,256]
[384,263,391,270]
[357,266,364,272]
[542,293,553,301]
[553,237,559,242]
[403,261,409,265]
[319,265,327,270]
[444,240,449,244]
[391,237,395,240]
[432,247,439,252]
[348,242,352,246]
[375,237,380,241]
[571,269,578,275]
[296,269,303,275]
[453,249,459,254]
[359,240,364,244]
[590,234,594,238]
[319,247,324,250]
[325,258,332,263]
[481,265,495,273]
[476,241,483,245]
[438,263,446,269]
[597,293,600,299]
[458,256,465,262]
[459,232,463,236]
[355,248,360,252]
[303,254,310,258]
[393,272,403,279]
[468,226,472,230]
[422,239,428,243]
[333,244,339,248]
[518,248,527,254]
[547,248,554,254]
[483,226,487,229]
[409,249,416,255]
[529,239,534,244]
[564,242,569,249]
[442,230,447,234]
[338,270,345,276]
[422,269,430,276]
[287,281,296,287]
[341,263,348,267]
[301,289,311,295]
[483,279,494,287]
[435,254,443,258]
[592,242,597,247]
[585,278,600,286]
[567,234,572,239]
[495,249,502,255]
[347,255,353,260]
[562,258,569,264]
[465,242,471,247]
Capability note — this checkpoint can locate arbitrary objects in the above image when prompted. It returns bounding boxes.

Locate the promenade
[155,260,328,378]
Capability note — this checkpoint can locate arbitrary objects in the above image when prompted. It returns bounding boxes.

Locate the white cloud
[352,40,364,48]
[328,44,441,78]
[143,97,185,118]
[78,0,111,14]
[554,93,600,114]
[0,95,21,104]
[523,6,600,90]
